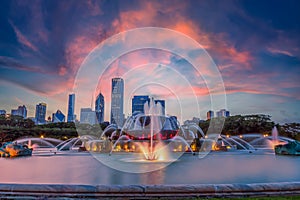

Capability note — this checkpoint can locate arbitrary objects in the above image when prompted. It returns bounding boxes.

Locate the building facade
[95,93,105,123]
[67,93,75,122]
[80,108,96,125]
[132,95,150,114]
[11,105,27,118]
[110,78,124,126]
[216,109,230,118]
[207,110,214,120]
[35,103,47,124]
[52,110,65,123]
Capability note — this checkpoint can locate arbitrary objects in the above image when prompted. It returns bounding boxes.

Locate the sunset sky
[0,0,299,123]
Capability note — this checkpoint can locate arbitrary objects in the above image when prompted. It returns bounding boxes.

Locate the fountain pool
[0,151,300,185]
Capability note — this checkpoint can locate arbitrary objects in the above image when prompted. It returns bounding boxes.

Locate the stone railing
[1,182,300,198]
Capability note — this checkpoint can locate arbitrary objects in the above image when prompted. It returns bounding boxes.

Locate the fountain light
[185,146,189,152]
[191,143,197,151]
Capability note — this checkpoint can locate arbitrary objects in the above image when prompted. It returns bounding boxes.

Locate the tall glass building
[0,110,6,115]
[80,108,96,125]
[207,110,214,120]
[35,103,47,124]
[11,105,27,118]
[110,78,124,126]
[95,92,104,123]
[132,95,150,114]
[216,109,230,118]
[67,93,75,122]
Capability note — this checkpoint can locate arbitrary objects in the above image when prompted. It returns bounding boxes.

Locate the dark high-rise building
[11,105,27,118]
[11,109,18,116]
[216,109,230,118]
[225,110,230,117]
[67,93,75,122]
[0,110,6,115]
[95,93,105,123]
[111,78,124,126]
[154,99,165,115]
[207,110,214,120]
[52,110,65,123]
[35,103,47,124]
[132,95,150,115]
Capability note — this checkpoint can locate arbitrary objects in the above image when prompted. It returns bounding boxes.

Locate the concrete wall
[1,182,300,199]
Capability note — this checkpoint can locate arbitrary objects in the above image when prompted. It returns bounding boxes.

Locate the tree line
[0,114,299,144]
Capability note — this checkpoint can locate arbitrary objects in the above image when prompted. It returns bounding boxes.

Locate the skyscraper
[0,110,6,115]
[207,110,214,120]
[11,105,27,118]
[52,110,65,123]
[95,92,105,123]
[111,78,124,126]
[35,103,47,124]
[80,108,96,125]
[67,93,75,122]
[132,95,150,114]
[216,109,230,118]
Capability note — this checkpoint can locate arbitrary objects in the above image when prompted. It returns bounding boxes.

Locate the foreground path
[1,182,300,199]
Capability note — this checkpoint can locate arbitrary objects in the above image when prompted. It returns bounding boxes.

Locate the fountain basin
[1,182,300,199]
[275,140,300,155]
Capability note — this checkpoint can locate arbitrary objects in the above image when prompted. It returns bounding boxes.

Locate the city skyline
[0,1,299,123]
[2,92,232,124]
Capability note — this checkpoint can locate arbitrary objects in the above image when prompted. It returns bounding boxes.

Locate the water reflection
[140,168,165,185]
[0,153,300,185]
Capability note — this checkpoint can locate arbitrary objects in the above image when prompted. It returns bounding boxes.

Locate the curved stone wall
[1,182,300,198]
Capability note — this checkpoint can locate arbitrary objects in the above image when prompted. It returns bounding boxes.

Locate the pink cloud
[9,20,38,52]
[64,36,98,74]
[63,1,253,105]
[14,97,23,105]
[86,0,103,16]
[110,1,252,71]
[267,47,294,57]
[224,79,300,100]
[58,66,67,76]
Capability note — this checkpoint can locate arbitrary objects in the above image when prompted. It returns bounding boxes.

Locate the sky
[0,0,299,124]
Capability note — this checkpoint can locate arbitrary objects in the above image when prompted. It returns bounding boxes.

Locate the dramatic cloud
[0,0,299,122]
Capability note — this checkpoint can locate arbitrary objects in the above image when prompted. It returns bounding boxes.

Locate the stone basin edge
[0,182,300,198]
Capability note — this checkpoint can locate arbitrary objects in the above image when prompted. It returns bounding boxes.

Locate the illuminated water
[1,152,299,185]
